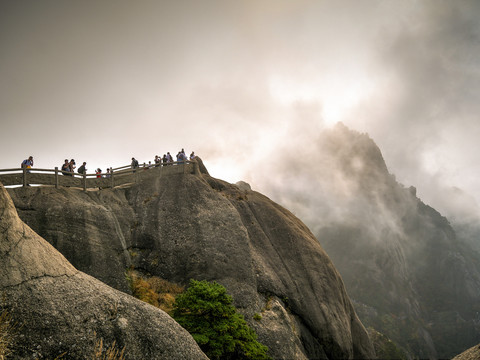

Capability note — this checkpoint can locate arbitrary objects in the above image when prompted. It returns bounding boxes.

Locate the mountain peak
[327,122,390,182]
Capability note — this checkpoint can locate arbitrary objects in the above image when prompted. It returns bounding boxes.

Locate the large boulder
[7,159,375,359]
[0,182,208,360]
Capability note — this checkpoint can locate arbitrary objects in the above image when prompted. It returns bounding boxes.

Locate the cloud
[1,0,480,221]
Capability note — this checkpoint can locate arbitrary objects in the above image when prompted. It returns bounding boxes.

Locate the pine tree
[172,279,271,360]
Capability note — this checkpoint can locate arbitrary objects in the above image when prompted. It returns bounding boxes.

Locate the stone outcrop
[452,344,480,360]
[6,158,375,359]
[0,182,208,359]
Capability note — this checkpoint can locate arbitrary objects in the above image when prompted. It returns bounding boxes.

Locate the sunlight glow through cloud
[2,0,480,220]
[268,74,375,126]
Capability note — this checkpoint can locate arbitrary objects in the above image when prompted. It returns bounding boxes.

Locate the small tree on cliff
[172,279,271,360]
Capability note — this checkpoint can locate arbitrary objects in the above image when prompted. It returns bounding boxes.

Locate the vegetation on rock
[172,280,271,360]
[93,335,126,360]
[126,269,184,314]
[0,305,15,360]
[368,327,408,360]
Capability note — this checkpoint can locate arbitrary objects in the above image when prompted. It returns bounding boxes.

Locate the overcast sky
[1,0,479,218]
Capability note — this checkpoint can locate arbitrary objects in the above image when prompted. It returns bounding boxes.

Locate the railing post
[193,160,199,175]
[22,166,27,187]
[55,167,59,188]
[110,169,114,188]
[83,172,87,191]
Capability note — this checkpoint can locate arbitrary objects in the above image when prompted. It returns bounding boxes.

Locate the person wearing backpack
[21,156,34,173]
[78,162,87,174]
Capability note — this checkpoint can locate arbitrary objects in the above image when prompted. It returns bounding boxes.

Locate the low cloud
[1,1,479,221]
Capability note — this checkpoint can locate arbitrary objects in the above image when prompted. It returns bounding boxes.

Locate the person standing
[61,159,71,176]
[131,157,139,172]
[21,156,34,173]
[96,168,103,190]
[166,152,173,164]
[78,162,87,174]
[69,159,76,174]
[177,151,186,164]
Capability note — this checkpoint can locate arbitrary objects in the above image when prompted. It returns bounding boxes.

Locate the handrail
[0,160,197,191]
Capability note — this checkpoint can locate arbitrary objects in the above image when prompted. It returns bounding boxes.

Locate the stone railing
[0,160,200,190]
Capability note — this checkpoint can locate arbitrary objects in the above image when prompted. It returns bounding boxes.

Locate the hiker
[131,157,139,172]
[105,168,111,178]
[166,152,173,164]
[61,159,72,176]
[190,152,196,160]
[69,159,76,173]
[78,162,87,174]
[162,154,168,165]
[177,151,185,164]
[154,155,161,167]
[21,156,34,173]
[96,168,103,190]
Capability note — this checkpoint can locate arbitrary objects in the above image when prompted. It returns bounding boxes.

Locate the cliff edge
[6,159,375,359]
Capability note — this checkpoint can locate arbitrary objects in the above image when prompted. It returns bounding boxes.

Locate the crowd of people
[20,149,197,178]
[131,149,196,171]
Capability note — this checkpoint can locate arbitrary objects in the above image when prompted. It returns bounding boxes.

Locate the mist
[1,0,480,222]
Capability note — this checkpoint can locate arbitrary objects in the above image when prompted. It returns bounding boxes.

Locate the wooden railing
[0,160,200,190]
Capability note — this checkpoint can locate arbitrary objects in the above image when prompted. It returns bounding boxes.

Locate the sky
[1,0,480,220]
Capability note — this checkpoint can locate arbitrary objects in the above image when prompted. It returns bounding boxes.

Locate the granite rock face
[257,123,480,359]
[452,344,480,360]
[0,182,208,360]
[7,159,375,360]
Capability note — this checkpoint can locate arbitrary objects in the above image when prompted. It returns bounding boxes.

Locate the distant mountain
[5,159,375,359]
[259,122,480,359]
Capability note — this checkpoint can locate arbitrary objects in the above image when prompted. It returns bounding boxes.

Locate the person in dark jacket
[78,162,87,174]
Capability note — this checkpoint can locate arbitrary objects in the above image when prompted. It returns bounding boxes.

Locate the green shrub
[172,279,271,360]
[253,313,262,321]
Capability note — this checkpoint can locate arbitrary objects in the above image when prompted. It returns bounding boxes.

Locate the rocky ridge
[5,158,375,359]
